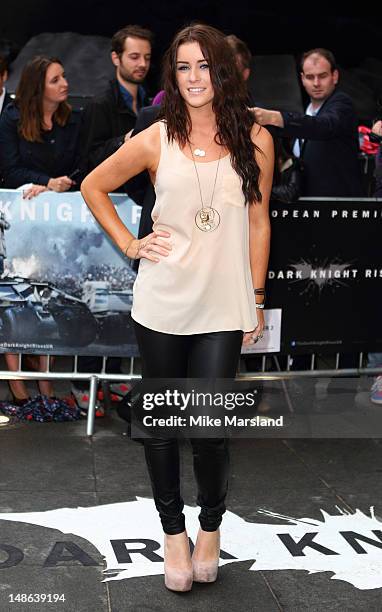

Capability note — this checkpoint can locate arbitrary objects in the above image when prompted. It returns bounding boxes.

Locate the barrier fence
[2,353,382,436]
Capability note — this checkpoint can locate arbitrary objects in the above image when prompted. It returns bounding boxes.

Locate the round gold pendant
[195,207,220,232]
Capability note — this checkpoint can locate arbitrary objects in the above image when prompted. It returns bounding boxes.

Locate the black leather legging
[133,320,243,535]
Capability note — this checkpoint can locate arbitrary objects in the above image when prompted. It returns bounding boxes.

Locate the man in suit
[255,49,365,376]
[253,48,364,197]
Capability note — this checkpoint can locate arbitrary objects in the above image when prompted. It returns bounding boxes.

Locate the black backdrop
[1,4,381,67]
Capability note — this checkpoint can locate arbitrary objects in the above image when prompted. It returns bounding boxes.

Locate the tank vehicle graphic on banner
[0,277,97,347]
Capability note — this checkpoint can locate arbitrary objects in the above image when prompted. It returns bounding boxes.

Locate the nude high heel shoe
[192,528,220,583]
[164,565,193,592]
[164,532,193,592]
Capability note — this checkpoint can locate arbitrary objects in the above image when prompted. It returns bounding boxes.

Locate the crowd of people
[0,23,381,411]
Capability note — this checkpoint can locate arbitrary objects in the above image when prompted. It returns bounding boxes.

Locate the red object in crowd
[358,126,380,155]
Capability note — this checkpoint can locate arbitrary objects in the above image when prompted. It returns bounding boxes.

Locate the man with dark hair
[253,48,364,197]
[83,25,153,171]
[0,55,11,116]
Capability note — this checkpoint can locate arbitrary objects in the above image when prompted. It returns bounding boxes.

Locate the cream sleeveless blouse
[131,121,257,334]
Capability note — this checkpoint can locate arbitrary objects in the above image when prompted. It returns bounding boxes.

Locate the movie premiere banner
[0,189,141,357]
[0,190,380,357]
[267,198,382,355]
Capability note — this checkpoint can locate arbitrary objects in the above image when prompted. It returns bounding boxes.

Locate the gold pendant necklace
[189,143,221,232]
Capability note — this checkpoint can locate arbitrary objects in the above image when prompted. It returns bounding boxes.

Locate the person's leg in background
[5,353,55,401]
[72,356,103,411]
[106,357,131,398]
[37,355,55,397]
[72,356,129,413]
[368,353,382,404]
[4,353,30,402]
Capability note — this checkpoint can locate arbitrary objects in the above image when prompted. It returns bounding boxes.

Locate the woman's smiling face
[175,41,214,110]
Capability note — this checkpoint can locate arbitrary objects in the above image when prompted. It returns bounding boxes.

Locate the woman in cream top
[81,24,273,593]
[131,120,257,334]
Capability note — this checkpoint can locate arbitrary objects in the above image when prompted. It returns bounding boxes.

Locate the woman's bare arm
[81,122,171,260]
[249,125,274,289]
[244,125,274,343]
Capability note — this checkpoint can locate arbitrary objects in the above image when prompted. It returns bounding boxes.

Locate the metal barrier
[1,353,381,436]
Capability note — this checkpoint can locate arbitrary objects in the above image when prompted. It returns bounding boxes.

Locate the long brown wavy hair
[160,24,262,204]
[15,56,71,142]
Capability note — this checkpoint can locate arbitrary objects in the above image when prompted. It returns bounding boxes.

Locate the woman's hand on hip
[125,230,172,262]
[242,310,265,345]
